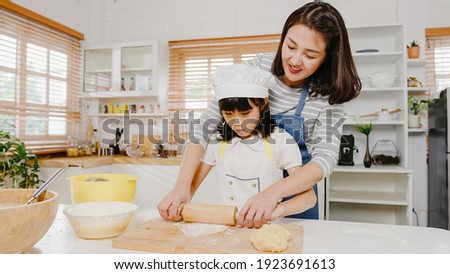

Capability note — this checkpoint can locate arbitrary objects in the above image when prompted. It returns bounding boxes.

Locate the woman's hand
[270,204,287,221]
[236,191,279,228]
[157,188,191,222]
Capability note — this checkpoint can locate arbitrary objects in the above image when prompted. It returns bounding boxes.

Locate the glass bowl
[63,201,137,239]
[371,139,400,165]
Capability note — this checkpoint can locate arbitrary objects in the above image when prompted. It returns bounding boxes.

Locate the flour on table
[249,223,290,252]
[175,222,228,237]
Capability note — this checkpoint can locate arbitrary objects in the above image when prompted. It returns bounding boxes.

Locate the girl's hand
[157,189,190,222]
[236,192,279,228]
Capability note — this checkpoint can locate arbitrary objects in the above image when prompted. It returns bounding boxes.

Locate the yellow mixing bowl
[68,174,137,204]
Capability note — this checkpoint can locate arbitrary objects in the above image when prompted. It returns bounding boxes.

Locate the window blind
[168,34,280,118]
[425,27,450,95]
[0,6,82,153]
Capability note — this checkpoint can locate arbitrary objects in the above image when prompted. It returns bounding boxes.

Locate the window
[425,27,450,95]
[0,4,83,153]
[168,35,280,118]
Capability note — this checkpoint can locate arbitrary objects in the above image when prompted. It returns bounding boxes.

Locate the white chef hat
[211,64,275,100]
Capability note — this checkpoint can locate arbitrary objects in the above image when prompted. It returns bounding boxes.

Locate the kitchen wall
[12,0,450,49]
[10,0,97,42]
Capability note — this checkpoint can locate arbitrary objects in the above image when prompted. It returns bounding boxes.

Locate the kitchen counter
[27,206,450,254]
[39,154,182,168]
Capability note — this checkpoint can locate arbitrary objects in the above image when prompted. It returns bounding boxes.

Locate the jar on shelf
[371,139,400,165]
[77,141,86,157]
[84,142,92,156]
[66,137,79,157]
[407,76,423,87]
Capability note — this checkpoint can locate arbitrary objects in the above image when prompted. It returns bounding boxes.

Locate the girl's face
[221,99,261,138]
[281,24,327,88]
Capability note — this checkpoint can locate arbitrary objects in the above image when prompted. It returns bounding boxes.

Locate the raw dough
[249,223,290,252]
[175,222,228,237]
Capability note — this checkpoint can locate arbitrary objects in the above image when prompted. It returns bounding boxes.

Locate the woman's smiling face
[281,24,327,88]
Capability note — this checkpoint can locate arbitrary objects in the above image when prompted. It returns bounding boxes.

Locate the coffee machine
[338,134,358,166]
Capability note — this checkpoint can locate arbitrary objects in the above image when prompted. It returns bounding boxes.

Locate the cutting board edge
[112,218,303,254]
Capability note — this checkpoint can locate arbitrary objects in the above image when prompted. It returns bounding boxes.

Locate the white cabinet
[326,24,413,225]
[81,41,169,138]
[326,168,413,225]
[407,57,428,226]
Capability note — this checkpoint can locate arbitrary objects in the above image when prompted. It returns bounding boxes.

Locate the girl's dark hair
[216,98,274,142]
[272,2,361,105]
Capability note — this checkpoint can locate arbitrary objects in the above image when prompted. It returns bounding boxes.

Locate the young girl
[159,2,360,227]
[189,64,316,223]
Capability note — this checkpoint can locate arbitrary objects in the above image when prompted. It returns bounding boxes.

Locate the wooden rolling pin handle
[181,203,237,226]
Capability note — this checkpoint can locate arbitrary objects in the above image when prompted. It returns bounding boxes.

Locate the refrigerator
[428,87,449,229]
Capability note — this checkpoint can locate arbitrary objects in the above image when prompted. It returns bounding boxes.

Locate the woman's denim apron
[272,84,319,219]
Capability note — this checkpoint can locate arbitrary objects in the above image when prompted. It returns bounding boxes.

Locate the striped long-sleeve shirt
[190,53,344,177]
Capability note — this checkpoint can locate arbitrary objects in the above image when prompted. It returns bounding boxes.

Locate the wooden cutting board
[112,218,303,254]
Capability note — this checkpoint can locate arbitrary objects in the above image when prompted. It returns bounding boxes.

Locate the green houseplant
[408,96,429,128]
[408,96,429,115]
[407,40,420,59]
[355,123,373,168]
[0,129,43,188]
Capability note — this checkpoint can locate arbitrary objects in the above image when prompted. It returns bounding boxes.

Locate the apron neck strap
[294,82,310,116]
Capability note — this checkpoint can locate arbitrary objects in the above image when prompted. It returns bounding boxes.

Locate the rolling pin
[181,203,237,226]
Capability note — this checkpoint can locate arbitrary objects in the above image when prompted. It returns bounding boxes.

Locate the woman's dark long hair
[272,2,361,105]
[216,98,274,142]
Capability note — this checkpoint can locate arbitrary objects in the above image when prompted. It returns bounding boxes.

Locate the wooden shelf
[329,190,408,206]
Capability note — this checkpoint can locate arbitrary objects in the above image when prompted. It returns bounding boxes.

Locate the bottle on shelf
[124,76,135,91]
[115,104,121,114]
[129,77,135,91]
[147,76,152,91]
[91,129,100,154]
[86,119,93,143]
[120,77,126,91]
[108,100,113,114]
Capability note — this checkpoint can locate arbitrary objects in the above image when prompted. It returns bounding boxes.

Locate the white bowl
[367,72,397,88]
[63,201,137,239]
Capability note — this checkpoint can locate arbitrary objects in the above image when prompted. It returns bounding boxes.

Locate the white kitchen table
[27,206,450,254]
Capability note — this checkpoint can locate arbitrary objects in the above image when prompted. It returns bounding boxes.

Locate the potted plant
[355,123,373,168]
[407,40,420,59]
[408,96,429,128]
[0,129,43,189]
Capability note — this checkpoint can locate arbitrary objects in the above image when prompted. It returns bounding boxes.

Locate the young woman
[158,2,361,228]
[188,64,316,222]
